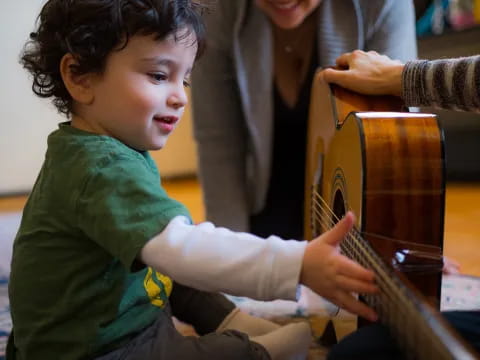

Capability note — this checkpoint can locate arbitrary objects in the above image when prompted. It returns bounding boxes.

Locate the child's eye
[183,80,191,88]
[148,72,167,82]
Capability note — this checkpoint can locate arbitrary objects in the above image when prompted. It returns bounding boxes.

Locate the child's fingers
[334,291,378,322]
[322,211,355,246]
[337,255,375,282]
[336,274,378,294]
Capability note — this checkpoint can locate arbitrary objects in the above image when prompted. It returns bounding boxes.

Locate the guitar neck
[342,232,478,360]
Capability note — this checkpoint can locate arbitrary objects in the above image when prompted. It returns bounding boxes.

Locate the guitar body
[304,71,445,306]
[305,71,478,359]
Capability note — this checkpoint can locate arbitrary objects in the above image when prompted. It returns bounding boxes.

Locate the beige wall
[0,0,61,195]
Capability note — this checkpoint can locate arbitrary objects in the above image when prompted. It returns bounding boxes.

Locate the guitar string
[311,191,460,358]
[310,200,412,312]
[309,191,445,353]
[311,191,429,310]
[311,191,403,288]
[310,197,410,305]
[310,198,443,356]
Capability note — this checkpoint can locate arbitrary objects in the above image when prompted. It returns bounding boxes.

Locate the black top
[250,50,318,240]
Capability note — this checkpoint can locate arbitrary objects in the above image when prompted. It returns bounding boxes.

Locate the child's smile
[153,115,179,134]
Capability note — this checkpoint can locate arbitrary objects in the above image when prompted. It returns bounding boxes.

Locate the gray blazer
[191,0,417,232]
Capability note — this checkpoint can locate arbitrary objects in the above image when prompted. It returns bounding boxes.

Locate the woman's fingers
[335,52,352,68]
[443,256,461,275]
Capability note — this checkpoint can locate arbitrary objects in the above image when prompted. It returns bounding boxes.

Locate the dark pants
[95,284,271,360]
[169,282,235,335]
[327,311,480,360]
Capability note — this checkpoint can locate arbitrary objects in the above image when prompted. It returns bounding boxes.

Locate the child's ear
[60,53,95,105]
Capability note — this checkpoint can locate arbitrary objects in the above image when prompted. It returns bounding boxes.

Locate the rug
[0,276,9,360]
[0,212,19,359]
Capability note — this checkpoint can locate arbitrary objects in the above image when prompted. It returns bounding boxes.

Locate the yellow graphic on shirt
[143,267,173,307]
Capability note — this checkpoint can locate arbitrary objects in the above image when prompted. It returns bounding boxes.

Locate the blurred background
[415,0,480,181]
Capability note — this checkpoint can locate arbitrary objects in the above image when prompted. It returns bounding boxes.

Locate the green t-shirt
[8,123,191,359]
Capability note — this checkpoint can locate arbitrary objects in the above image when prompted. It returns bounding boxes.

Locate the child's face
[80,30,197,151]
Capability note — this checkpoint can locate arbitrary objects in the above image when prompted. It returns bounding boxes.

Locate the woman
[191,0,417,240]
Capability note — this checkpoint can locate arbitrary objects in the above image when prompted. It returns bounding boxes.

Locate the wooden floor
[443,183,480,277]
[1,178,479,276]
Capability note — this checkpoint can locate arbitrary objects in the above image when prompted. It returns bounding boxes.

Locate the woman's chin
[270,14,306,29]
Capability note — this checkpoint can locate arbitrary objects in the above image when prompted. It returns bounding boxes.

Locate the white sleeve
[140,216,307,301]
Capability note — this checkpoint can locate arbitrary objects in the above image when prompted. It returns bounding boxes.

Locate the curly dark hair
[21,0,207,117]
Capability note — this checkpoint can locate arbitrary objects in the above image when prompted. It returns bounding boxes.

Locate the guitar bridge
[393,249,444,274]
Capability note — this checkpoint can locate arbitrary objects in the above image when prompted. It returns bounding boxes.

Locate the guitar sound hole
[312,188,346,237]
[332,190,346,225]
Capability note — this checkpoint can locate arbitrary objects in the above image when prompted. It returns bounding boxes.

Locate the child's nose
[167,87,188,109]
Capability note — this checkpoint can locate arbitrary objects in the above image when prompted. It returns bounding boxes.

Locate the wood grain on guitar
[304,69,479,359]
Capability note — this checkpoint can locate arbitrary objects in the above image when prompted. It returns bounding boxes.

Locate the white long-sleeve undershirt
[140,216,307,301]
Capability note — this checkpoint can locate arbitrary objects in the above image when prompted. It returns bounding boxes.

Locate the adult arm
[403,56,480,111]
[190,2,250,231]
[322,51,480,113]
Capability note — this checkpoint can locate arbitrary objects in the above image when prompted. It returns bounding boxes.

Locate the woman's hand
[300,211,378,322]
[443,256,461,275]
[322,50,405,96]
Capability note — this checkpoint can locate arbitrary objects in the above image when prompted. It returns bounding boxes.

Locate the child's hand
[300,211,378,322]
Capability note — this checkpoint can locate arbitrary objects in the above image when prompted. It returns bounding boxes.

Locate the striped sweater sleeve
[402,56,480,112]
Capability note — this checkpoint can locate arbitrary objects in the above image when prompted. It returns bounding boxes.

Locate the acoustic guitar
[304,70,479,359]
